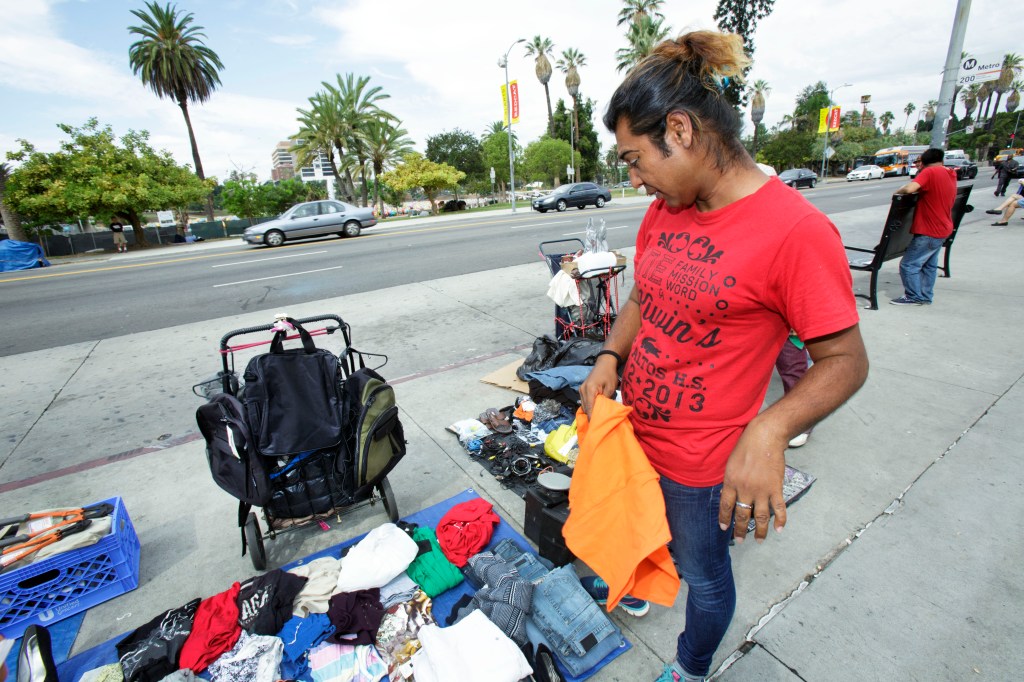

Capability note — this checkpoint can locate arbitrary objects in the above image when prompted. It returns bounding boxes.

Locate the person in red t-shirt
[579,31,869,682]
[890,148,958,305]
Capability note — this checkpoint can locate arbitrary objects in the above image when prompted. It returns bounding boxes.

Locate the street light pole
[821,83,851,180]
[499,38,525,212]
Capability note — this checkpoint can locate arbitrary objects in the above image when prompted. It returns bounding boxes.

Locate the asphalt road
[0,174,995,356]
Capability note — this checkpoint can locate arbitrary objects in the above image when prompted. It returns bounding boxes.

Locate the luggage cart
[538,239,626,341]
[194,313,400,570]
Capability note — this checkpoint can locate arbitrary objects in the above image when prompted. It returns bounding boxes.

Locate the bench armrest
[844,246,876,254]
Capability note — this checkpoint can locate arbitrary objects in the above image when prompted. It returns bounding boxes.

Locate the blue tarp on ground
[0,240,50,272]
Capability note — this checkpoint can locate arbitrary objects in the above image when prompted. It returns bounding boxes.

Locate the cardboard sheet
[480,359,530,394]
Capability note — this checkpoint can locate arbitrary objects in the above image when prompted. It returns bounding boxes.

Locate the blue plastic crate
[0,497,141,639]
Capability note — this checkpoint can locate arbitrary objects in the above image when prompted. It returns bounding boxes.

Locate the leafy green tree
[425,129,484,182]
[0,163,27,242]
[128,1,223,221]
[523,137,574,186]
[261,178,312,214]
[793,82,829,132]
[221,177,262,224]
[524,37,557,136]
[480,131,518,193]
[5,119,211,246]
[759,128,814,170]
[551,98,600,181]
[713,0,775,107]
[749,79,771,155]
[379,153,465,216]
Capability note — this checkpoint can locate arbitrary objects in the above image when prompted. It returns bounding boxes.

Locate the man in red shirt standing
[890,147,958,305]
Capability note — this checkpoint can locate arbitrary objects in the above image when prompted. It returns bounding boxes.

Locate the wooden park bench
[845,185,974,309]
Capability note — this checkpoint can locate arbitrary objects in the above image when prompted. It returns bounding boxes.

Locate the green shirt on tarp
[406,527,464,597]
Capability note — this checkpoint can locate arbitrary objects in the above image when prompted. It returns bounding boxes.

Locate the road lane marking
[213,265,344,287]
[563,225,631,235]
[849,194,871,199]
[211,250,328,267]
[510,220,572,229]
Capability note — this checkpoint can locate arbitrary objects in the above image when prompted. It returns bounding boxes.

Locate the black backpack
[196,393,271,506]
[241,318,344,457]
[341,366,406,497]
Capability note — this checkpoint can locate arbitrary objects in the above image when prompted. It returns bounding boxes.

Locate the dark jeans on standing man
[660,476,736,678]
[898,233,946,303]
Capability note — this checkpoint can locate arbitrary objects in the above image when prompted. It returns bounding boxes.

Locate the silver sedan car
[242,200,377,247]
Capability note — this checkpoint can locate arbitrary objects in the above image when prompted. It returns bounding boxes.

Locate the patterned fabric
[308,641,387,682]
[374,590,435,679]
[207,631,283,682]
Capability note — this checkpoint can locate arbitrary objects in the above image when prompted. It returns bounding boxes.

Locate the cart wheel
[245,512,267,571]
[378,478,399,522]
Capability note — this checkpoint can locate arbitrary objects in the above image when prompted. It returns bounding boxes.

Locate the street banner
[510,81,520,124]
[502,81,521,127]
[818,108,828,134]
[827,106,842,132]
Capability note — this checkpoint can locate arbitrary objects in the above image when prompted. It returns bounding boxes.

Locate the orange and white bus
[872,146,929,177]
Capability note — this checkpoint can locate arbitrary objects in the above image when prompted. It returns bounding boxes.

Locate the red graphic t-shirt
[910,165,957,238]
[623,178,860,486]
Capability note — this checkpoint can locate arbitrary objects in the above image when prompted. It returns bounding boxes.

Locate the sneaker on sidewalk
[579,575,650,617]
[654,661,705,682]
[788,432,810,448]
[890,296,923,306]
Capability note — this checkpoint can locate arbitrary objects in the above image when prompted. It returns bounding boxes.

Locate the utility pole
[499,39,525,212]
[931,0,972,149]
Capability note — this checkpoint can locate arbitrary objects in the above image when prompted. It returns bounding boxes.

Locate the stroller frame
[198,313,399,570]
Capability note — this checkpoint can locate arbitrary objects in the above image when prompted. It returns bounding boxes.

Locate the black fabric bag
[242,318,344,457]
[517,335,602,381]
[340,366,406,497]
[196,392,272,506]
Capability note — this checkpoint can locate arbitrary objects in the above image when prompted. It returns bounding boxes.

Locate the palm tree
[988,53,1023,128]
[128,1,223,221]
[903,102,916,136]
[294,92,345,191]
[524,36,556,137]
[0,163,27,242]
[363,119,414,213]
[879,111,894,136]
[952,51,972,120]
[617,0,665,27]
[616,15,671,73]
[749,80,770,156]
[960,83,981,121]
[483,120,518,145]
[556,48,586,182]
[978,81,995,124]
[1007,79,1023,113]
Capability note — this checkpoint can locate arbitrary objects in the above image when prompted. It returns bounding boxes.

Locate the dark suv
[532,182,612,212]
[944,157,978,180]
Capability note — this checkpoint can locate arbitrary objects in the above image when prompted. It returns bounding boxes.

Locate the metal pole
[932,0,972,149]
[822,84,851,181]
[501,39,524,213]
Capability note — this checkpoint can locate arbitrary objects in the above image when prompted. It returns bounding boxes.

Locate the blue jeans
[528,563,623,676]
[661,477,736,678]
[899,234,945,303]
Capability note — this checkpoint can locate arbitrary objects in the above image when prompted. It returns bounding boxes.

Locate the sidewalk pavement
[2,186,1023,680]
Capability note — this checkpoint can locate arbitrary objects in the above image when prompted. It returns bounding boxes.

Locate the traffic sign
[966,125,975,134]
[958,54,1003,86]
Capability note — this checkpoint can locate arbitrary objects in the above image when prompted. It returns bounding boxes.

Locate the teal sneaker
[579,575,650,617]
[654,661,705,682]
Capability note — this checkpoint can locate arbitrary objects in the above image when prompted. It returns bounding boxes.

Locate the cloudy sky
[0,0,1016,182]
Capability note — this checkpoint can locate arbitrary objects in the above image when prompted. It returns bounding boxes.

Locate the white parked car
[847,165,885,181]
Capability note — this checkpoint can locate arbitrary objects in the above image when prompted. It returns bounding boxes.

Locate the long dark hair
[604,31,751,171]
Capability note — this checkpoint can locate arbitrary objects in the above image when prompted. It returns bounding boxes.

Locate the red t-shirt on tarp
[911,165,958,238]
[622,178,860,487]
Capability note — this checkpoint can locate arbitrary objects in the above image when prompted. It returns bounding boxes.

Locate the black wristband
[595,349,623,367]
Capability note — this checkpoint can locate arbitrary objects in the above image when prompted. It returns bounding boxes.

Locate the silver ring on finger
[735,501,753,510]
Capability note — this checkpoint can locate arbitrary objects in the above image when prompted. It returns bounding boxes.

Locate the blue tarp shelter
[0,240,50,272]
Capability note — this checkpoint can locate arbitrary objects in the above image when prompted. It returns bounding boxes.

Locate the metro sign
[958,55,1003,85]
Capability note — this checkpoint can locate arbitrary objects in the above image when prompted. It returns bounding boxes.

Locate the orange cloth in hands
[563,396,679,611]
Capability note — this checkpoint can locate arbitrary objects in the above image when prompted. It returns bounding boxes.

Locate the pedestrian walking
[579,30,868,682]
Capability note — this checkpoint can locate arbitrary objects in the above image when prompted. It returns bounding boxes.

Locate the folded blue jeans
[493,538,553,582]
[528,563,623,676]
